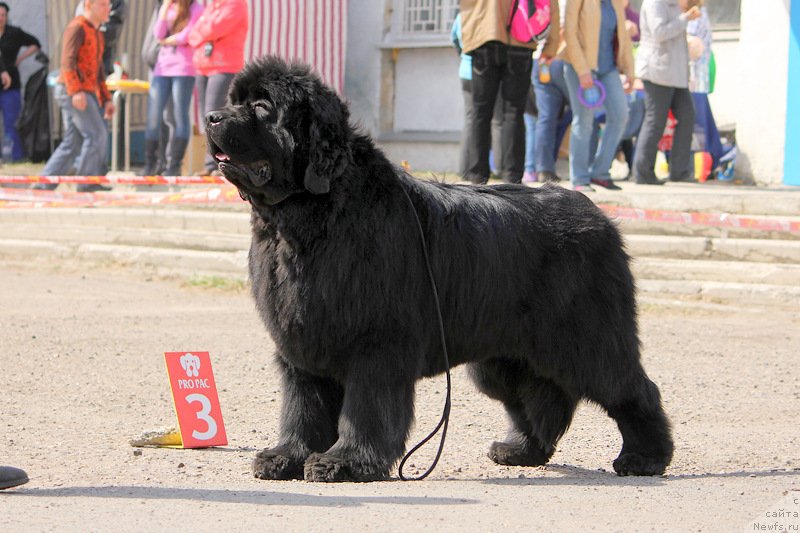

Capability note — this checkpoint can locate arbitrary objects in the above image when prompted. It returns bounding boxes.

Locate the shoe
[573,184,595,192]
[0,466,29,490]
[537,171,561,183]
[633,175,666,186]
[591,178,622,190]
[522,170,537,184]
[78,184,112,193]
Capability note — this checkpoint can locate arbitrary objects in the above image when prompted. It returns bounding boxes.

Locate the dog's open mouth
[212,146,272,188]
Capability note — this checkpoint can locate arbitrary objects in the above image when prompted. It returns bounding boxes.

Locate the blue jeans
[691,92,724,168]
[42,84,108,181]
[0,89,23,161]
[146,75,195,141]
[590,90,645,166]
[523,112,536,172]
[533,59,571,174]
[564,64,629,185]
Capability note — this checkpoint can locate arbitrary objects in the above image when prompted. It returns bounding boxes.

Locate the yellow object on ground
[129,427,183,447]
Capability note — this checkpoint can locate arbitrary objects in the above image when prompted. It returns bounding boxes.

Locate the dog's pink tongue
[216,153,230,161]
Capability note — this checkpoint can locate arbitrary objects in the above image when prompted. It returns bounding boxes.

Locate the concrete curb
[2,237,797,305]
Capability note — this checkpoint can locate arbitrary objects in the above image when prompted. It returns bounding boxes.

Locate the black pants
[466,42,532,184]
[633,80,696,183]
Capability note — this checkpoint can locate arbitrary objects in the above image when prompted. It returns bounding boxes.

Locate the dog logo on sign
[180,353,201,377]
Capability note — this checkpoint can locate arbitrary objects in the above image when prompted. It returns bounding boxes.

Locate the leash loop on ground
[398,180,452,481]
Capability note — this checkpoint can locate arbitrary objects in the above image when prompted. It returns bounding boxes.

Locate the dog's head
[206,56,351,206]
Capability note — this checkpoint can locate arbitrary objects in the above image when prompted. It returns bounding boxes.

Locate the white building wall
[394,47,461,132]
[344,2,385,135]
[728,0,790,184]
[707,35,739,131]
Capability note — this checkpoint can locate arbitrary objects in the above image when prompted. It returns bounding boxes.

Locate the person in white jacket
[631,0,701,185]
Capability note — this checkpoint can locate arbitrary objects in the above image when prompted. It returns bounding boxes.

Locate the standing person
[631,0,701,185]
[76,0,126,77]
[36,0,115,192]
[0,49,13,165]
[532,0,571,183]
[451,12,475,176]
[460,0,561,185]
[188,0,248,177]
[624,0,641,43]
[143,0,203,176]
[561,0,635,192]
[687,2,724,171]
[533,55,572,182]
[0,2,41,162]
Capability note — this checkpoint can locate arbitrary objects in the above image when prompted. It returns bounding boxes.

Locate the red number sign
[164,352,228,448]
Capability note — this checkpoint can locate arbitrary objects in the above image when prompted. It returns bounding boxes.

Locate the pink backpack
[507,0,552,44]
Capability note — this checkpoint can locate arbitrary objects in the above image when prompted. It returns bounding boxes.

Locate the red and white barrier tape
[0,186,243,208]
[0,174,228,185]
[598,204,800,234]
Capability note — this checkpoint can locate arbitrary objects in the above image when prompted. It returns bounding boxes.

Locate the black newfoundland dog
[205,56,673,482]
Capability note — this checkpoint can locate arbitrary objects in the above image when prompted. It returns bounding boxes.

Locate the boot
[165,137,189,176]
[140,139,160,176]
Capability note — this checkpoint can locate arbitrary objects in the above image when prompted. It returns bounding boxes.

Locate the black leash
[397,182,452,481]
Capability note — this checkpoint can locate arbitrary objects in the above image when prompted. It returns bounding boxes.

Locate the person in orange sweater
[187,0,248,176]
[37,0,116,192]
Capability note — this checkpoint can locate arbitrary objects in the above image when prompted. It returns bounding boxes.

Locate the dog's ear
[303,85,351,195]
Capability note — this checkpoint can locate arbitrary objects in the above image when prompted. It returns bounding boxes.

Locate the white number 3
[185,393,218,440]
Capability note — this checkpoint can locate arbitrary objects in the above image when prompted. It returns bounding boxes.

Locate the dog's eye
[253,102,273,120]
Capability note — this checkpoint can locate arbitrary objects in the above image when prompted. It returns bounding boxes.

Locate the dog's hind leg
[470,358,578,467]
[587,361,674,476]
[253,357,343,480]
[593,372,674,476]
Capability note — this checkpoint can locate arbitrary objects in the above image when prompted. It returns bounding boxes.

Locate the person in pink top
[187,0,248,176]
[143,0,203,176]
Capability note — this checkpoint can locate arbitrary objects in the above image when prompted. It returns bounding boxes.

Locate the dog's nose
[205,111,224,125]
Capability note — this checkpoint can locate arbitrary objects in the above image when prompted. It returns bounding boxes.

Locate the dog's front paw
[303,452,389,482]
[253,447,305,480]
[612,452,669,476]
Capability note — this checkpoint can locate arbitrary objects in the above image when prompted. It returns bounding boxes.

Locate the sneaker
[0,466,29,490]
[591,178,622,190]
[573,184,595,192]
[537,171,561,183]
[522,170,537,184]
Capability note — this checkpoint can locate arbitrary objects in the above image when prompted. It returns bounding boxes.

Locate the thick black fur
[206,56,674,482]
